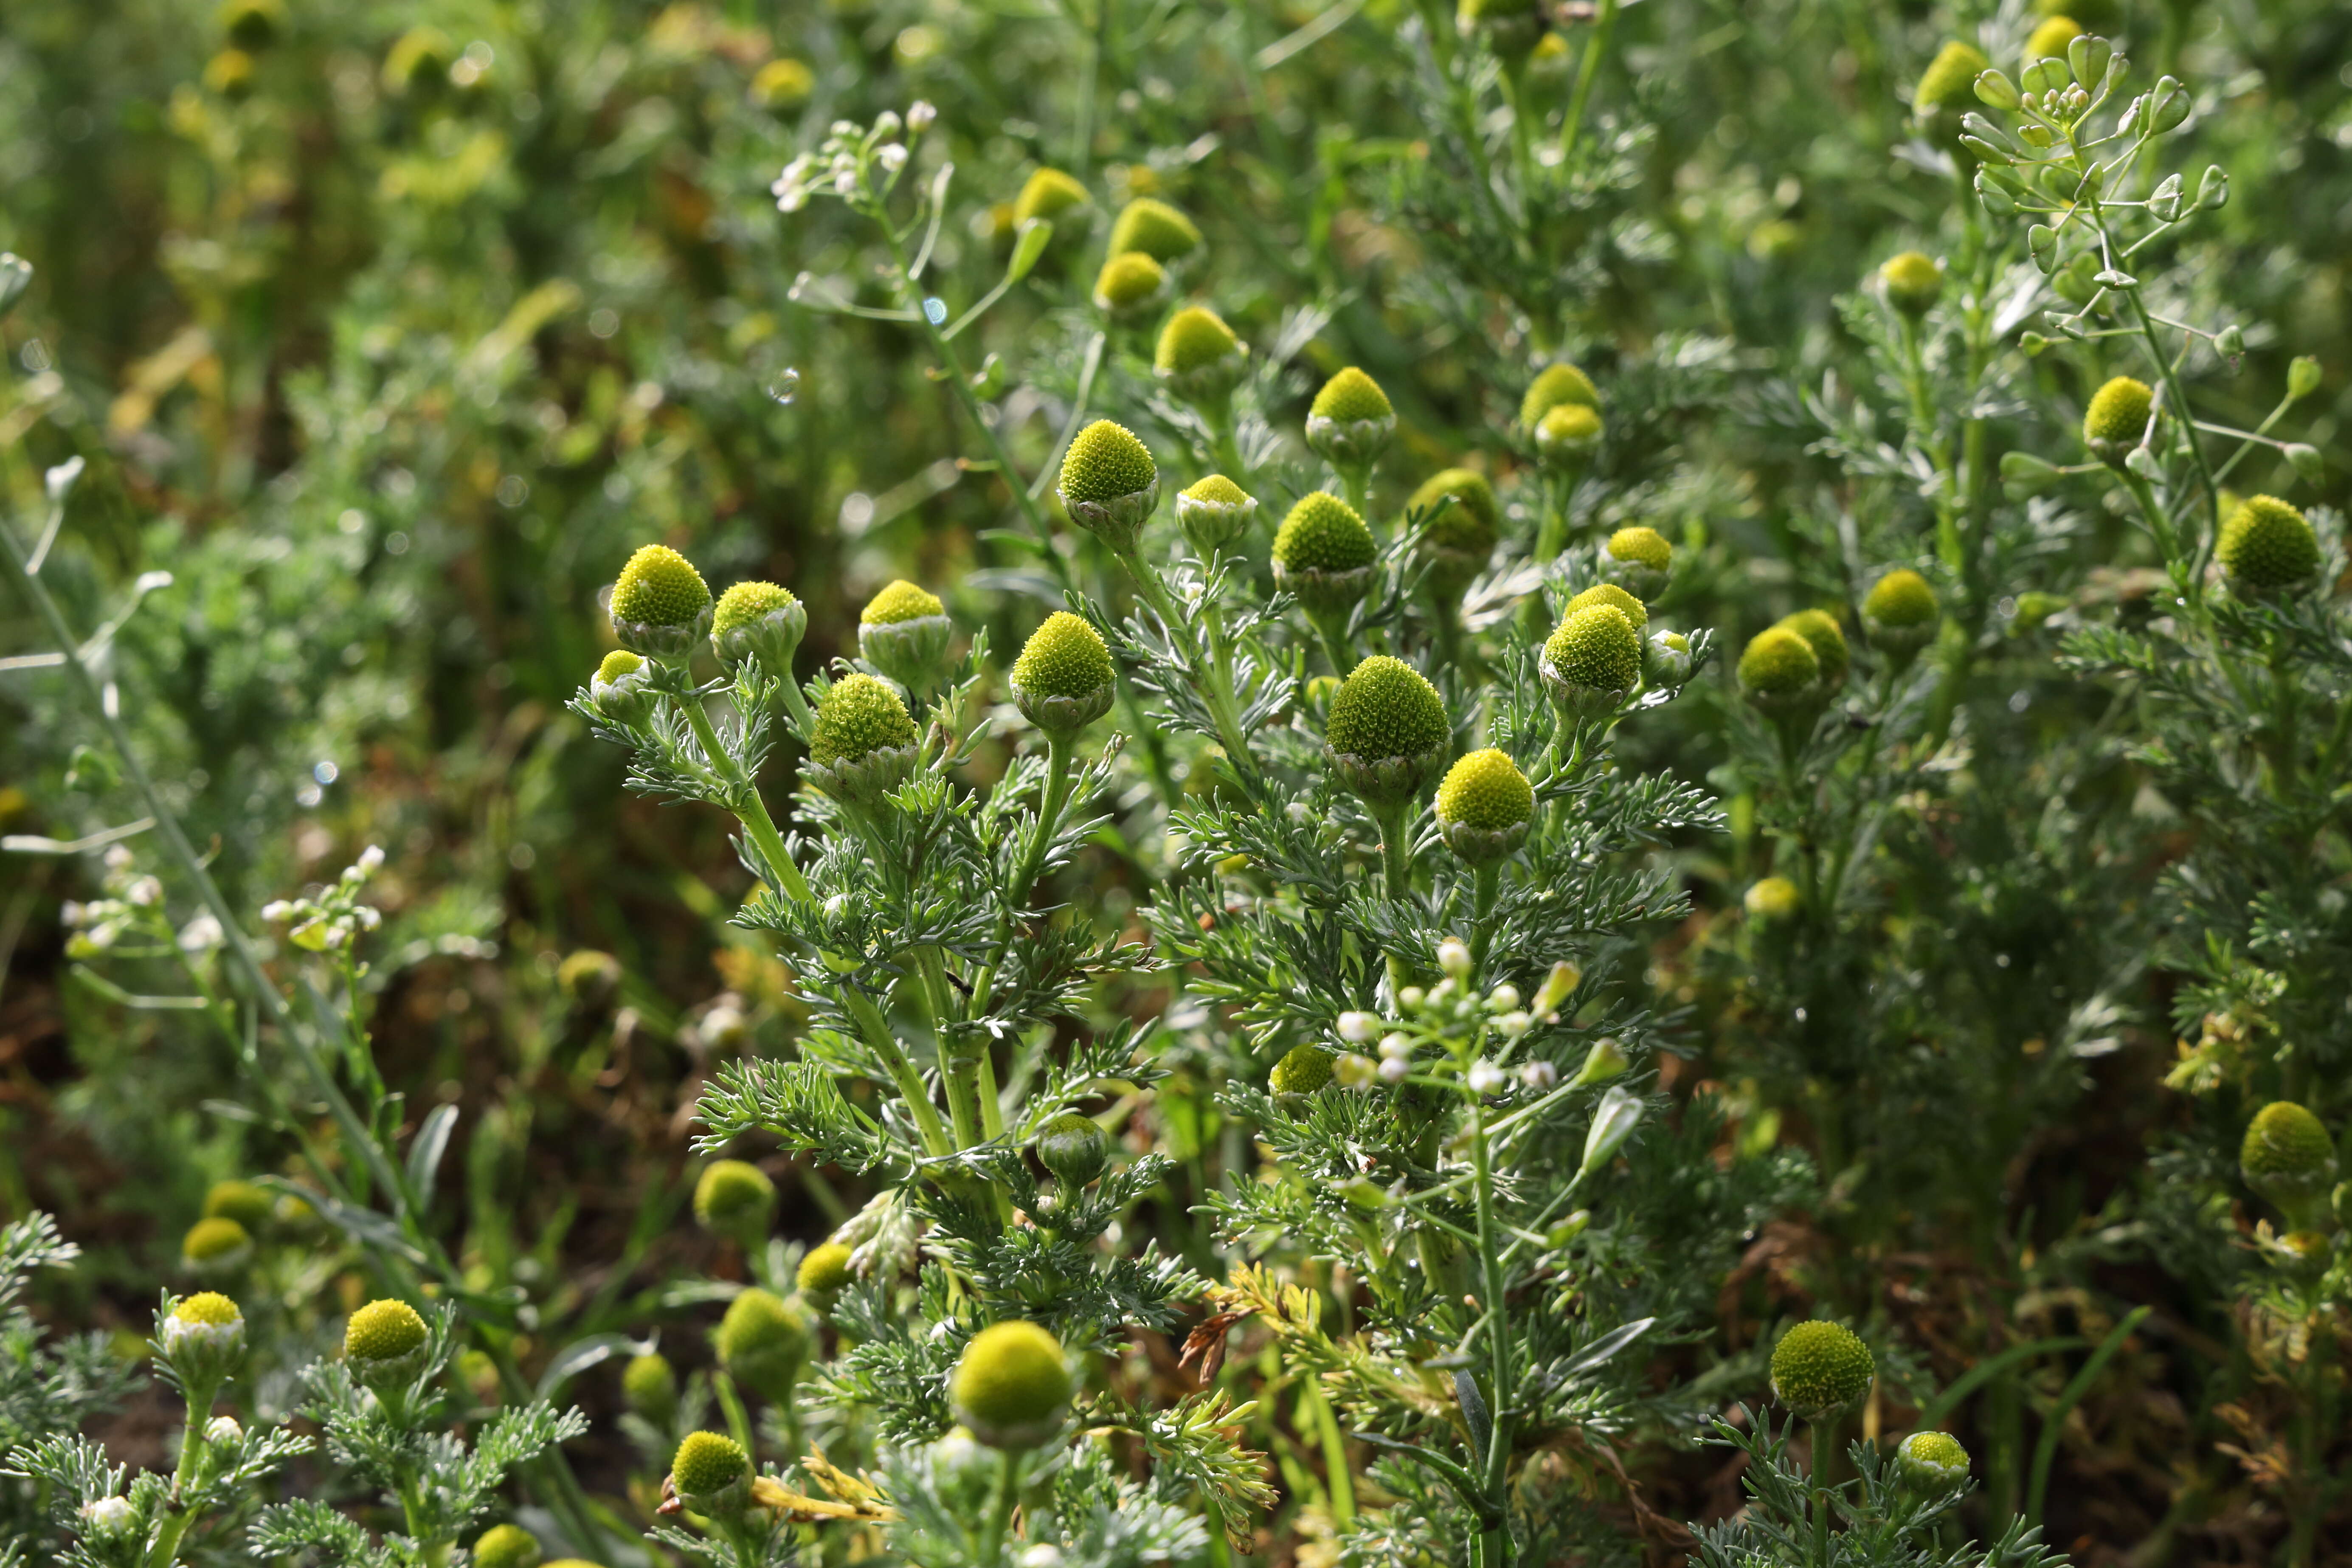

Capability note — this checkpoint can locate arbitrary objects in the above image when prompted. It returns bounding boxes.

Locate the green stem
[2123,286,2221,574]
[1299,1379,1356,1528]
[1468,1091,1515,1562]
[1309,607,1356,678]
[1468,864,1501,977]
[1558,0,1620,165]
[1497,60,1537,199]
[1377,802,1417,904]
[1808,1419,1832,1568]
[979,1448,1025,1564]
[678,682,812,904]
[841,987,954,1158]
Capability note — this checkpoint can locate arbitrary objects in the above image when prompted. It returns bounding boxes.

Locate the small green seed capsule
[609,545,715,658]
[1107,197,1201,263]
[1057,419,1162,551]
[951,1321,1074,1450]
[1737,626,1822,715]
[694,1160,776,1244]
[1306,367,1396,471]
[1034,1112,1112,1189]
[1769,1320,1874,1422]
[1011,612,1117,736]
[2082,376,2154,466]
[2216,495,2320,598]
[1323,655,1451,806]
[1435,748,1534,864]
[1896,1431,1971,1493]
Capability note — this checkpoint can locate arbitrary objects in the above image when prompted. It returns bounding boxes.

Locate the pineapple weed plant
[5,0,2352,1562]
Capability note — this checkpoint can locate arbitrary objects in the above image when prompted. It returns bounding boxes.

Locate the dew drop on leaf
[768,369,800,405]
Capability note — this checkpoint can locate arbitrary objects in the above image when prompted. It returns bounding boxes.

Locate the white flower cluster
[60,844,195,960]
[261,845,385,954]
[1328,951,1587,1092]
[771,101,937,214]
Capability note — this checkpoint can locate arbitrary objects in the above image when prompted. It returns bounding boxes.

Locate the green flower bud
[1435,748,1534,864]
[1881,252,1943,317]
[1603,525,1673,599]
[1013,168,1090,230]
[1540,604,1643,718]
[1306,367,1396,471]
[694,1160,776,1243]
[1270,1044,1337,1099]
[622,1352,679,1425]
[1644,628,1695,687]
[2082,376,2154,467]
[806,674,920,805]
[1176,474,1259,555]
[711,581,806,676]
[1534,403,1603,471]
[1915,41,1991,117]
[1896,1431,1970,1493]
[1035,1112,1113,1188]
[1769,1320,1874,1422]
[797,1241,855,1301]
[2216,495,2321,598]
[1520,363,1599,430]
[1457,0,1544,58]
[1011,612,1117,735]
[473,1524,543,1568]
[715,1287,813,1403]
[610,545,715,658]
[671,1430,751,1514]
[1324,655,1450,806]
[750,58,814,112]
[2276,1230,2332,1275]
[345,1298,430,1388]
[1155,307,1247,403]
[951,1321,1074,1450]
[857,580,954,692]
[1745,876,1801,921]
[2024,15,2082,59]
[159,1291,248,1385]
[1407,468,1499,599]
[1776,609,1849,691]
[557,949,622,1007]
[203,1180,274,1233]
[1273,492,1379,617]
[1862,569,1939,655]
[1737,626,1823,715]
[1107,197,1201,263]
[1092,251,1170,321]
[1057,419,1161,551]
[589,649,657,728]
[218,0,282,49]
[2241,1101,2337,1213]
[1566,582,1648,629]
[181,1217,253,1275]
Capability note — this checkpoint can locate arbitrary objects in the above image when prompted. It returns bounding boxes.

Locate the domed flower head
[751,58,813,112]
[588,649,657,729]
[671,1430,752,1515]
[1644,628,1695,687]
[346,1298,431,1389]
[609,545,714,658]
[160,1290,248,1384]
[1107,197,1201,264]
[2217,495,2321,597]
[1273,492,1379,617]
[1738,625,1823,715]
[1324,655,1451,806]
[1880,252,1943,318]
[711,581,806,676]
[1896,1431,1970,1494]
[1862,569,1939,656]
[218,0,283,49]
[205,48,256,99]
[1533,403,1604,472]
[1776,609,1849,691]
[1520,363,1600,431]
[1566,582,1649,630]
[806,674,921,805]
[622,1352,679,1425]
[1744,875,1801,922]
[1092,251,1169,321]
[1457,0,1544,59]
[951,1320,1074,1450]
[1176,474,1258,555]
[1541,603,1643,718]
[1057,419,1161,552]
[857,579,954,693]
[557,948,622,1007]
[1769,1320,1874,1422]
[1269,1044,1337,1104]
[1013,167,1090,230]
[1306,367,1396,472]
[1603,525,1673,599]
[694,1159,776,1244]
[473,1524,543,1568]
[797,1241,855,1301]
[2024,15,2082,59]
[2082,376,2154,466]
[1155,307,1247,404]
[1035,1112,1112,1189]
[1435,748,1534,864]
[1914,40,1990,118]
[2241,1101,2337,1214]
[181,1216,253,1275]
[383,25,452,96]
[715,1287,813,1404]
[203,1179,274,1232]
[1011,612,1117,736]
[1407,469,1499,600]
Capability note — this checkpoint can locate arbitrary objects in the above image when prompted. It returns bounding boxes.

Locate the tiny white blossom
[178,913,224,952]
[1018,1548,1064,1568]
[876,142,908,172]
[777,188,810,213]
[830,119,857,136]
[907,100,937,133]
[1486,984,1520,1012]
[61,901,85,926]
[1336,1011,1379,1044]
[104,845,134,871]
[355,906,382,929]
[1496,1010,1533,1039]
[261,900,294,921]
[357,844,385,873]
[205,1415,244,1444]
[833,169,859,197]
[873,110,902,139]
[1520,1059,1559,1091]
[126,875,162,906]
[1436,937,1473,980]
[1378,1054,1411,1084]
[82,1497,135,1535]
[1468,1060,1506,1096]
[1397,986,1425,1013]
[1378,1032,1413,1062]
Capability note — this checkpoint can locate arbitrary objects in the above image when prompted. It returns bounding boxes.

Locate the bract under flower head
[1604,525,1673,597]
[711,580,806,673]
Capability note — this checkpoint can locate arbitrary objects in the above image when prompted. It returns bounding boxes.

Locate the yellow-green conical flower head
[1534,403,1604,474]
[1269,1044,1336,1099]
[751,58,813,112]
[1603,525,1673,599]
[1769,1320,1874,1422]
[1896,1431,1970,1493]
[694,1159,775,1243]
[1155,306,1246,403]
[1862,569,1939,656]
[610,544,714,657]
[857,579,954,692]
[1306,366,1396,471]
[1738,625,1823,715]
[671,1430,751,1514]
[1744,875,1801,921]
[589,649,656,728]
[711,580,806,675]
[1176,474,1258,554]
[181,1217,253,1275]
[1011,612,1117,735]
[1273,492,1379,617]
[1566,582,1648,630]
[2241,1101,2337,1213]
[1435,748,1534,864]
[2082,376,2154,466]
[558,948,622,1008]
[951,1321,1074,1450]
[797,1241,855,1299]
[1108,197,1201,263]
[2217,495,2320,597]
[346,1298,431,1388]
[160,1290,247,1382]
[1035,1112,1112,1189]
[203,1180,273,1232]
[622,1352,679,1424]
[715,1287,813,1404]
[1407,469,1499,599]
[1880,252,1943,318]
[1092,251,1169,321]
[1521,363,1599,430]
[1542,603,1643,718]
[1057,419,1161,551]
[1013,167,1089,229]
[1324,655,1450,805]
[2024,15,2082,59]
[1777,609,1849,690]
[807,673,920,804]
[472,1524,542,1568]
[1914,40,1990,117]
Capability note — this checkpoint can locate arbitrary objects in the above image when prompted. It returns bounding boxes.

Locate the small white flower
[355,906,382,930]
[876,143,908,172]
[1436,937,1473,980]
[1377,1054,1411,1084]
[873,110,903,138]
[1397,986,1425,1013]
[357,844,385,873]
[61,901,85,926]
[126,875,162,906]
[1520,1059,1559,1091]
[907,100,937,133]
[777,188,810,213]
[1336,1011,1379,1044]
[261,900,294,922]
[81,1497,135,1535]
[830,119,857,137]
[1496,1010,1533,1039]
[1486,984,1520,1012]
[1468,1060,1506,1096]
[178,914,224,952]
[1378,1032,1413,1062]
[1334,1053,1378,1088]
[833,169,859,197]
[205,1415,243,1444]
[104,845,134,871]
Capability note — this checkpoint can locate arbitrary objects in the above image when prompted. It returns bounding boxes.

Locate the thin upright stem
[1468,1089,1516,1565]
[979,1448,1025,1564]
[677,681,812,903]
[1558,0,1621,165]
